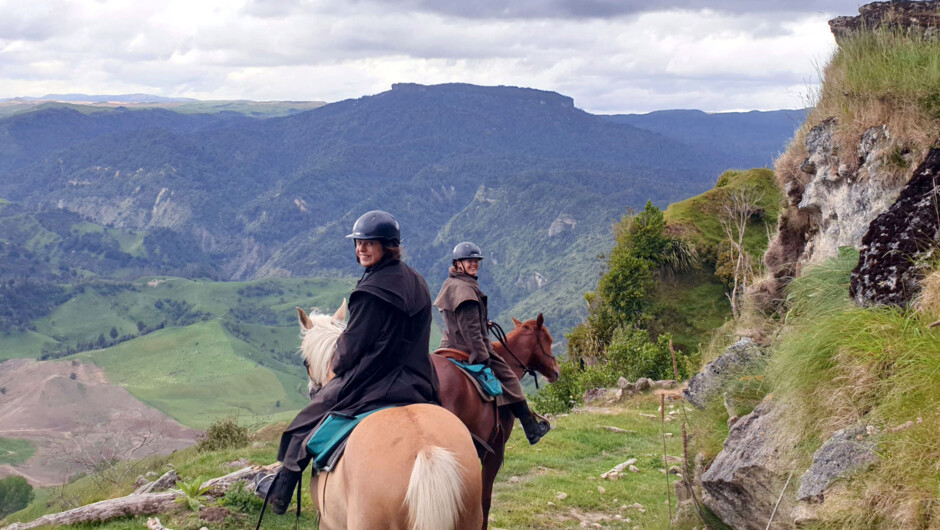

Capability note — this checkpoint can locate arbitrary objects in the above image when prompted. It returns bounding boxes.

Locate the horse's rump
[315,404,482,530]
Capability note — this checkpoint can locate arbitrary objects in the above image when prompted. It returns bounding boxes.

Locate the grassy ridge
[664,168,781,259]
[646,168,782,353]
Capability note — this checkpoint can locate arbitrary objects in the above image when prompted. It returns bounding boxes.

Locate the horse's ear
[297,307,313,330]
[536,313,544,328]
[511,317,523,327]
[333,298,348,323]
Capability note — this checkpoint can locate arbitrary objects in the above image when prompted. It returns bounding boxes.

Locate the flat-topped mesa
[829,0,940,41]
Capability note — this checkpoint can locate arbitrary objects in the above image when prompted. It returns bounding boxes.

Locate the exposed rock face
[762,119,915,304]
[797,424,878,502]
[798,123,907,266]
[701,399,793,530]
[830,1,940,41]
[683,337,765,409]
[851,148,940,307]
[547,213,577,236]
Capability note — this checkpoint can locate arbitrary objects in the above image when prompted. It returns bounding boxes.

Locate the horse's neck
[492,334,528,380]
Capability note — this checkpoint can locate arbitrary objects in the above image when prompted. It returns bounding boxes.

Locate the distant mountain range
[0,83,801,332]
[0,94,200,103]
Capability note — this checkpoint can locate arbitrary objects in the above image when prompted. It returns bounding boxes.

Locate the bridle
[489,321,554,389]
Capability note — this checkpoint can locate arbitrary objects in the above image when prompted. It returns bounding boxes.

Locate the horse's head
[297,300,347,396]
[504,313,560,383]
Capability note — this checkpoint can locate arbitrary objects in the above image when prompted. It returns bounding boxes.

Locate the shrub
[530,360,583,414]
[533,328,684,414]
[606,327,681,381]
[0,476,34,518]
[195,417,250,453]
[220,479,263,512]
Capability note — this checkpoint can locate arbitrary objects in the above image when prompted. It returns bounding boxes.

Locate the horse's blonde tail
[404,446,466,530]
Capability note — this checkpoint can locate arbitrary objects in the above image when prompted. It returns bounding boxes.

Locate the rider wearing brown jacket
[434,242,550,444]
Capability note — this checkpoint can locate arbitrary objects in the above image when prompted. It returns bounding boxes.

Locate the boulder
[634,378,651,391]
[683,338,765,408]
[796,424,878,502]
[851,148,940,307]
[701,398,793,530]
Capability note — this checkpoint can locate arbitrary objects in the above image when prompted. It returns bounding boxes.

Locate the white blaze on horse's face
[297,300,348,394]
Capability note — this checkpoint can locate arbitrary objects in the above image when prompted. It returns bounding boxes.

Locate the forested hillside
[0,83,800,332]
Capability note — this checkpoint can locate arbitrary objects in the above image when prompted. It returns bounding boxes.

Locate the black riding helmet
[346,210,400,246]
[452,241,484,265]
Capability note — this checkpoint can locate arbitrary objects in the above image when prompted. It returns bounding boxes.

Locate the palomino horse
[430,314,560,527]
[296,303,483,530]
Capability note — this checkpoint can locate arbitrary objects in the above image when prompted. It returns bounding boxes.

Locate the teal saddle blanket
[448,359,504,397]
[305,406,392,472]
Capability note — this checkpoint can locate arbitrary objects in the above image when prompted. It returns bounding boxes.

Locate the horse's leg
[311,466,349,530]
[480,409,513,530]
[479,449,502,529]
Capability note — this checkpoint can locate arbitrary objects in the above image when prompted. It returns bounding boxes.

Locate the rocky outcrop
[851,148,940,307]
[701,398,794,530]
[798,123,909,266]
[683,337,765,409]
[766,120,911,278]
[796,424,878,502]
[829,1,940,41]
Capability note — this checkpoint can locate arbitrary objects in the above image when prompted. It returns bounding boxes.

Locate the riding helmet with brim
[346,210,400,245]
[453,241,484,261]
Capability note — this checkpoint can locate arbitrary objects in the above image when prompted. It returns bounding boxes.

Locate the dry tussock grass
[915,268,940,320]
[776,61,938,192]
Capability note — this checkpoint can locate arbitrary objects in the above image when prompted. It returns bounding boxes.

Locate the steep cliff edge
[685,3,940,529]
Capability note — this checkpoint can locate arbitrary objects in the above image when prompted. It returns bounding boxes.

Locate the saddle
[433,348,501,401]
[304,406,392,472]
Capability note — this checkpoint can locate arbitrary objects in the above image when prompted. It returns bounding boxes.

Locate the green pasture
[0,331,58,361]
[1,276,356,359]
[0,438,36,466]
[79,321,308,429]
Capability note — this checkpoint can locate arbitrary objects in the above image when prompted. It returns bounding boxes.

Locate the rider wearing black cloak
[269,210,439,514]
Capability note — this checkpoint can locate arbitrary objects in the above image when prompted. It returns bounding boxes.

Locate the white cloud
[0,0,843,112]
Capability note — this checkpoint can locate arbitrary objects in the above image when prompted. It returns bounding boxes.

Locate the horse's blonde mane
[299,312,346,389]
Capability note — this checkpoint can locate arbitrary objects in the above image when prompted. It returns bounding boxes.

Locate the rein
[489,321,546,390]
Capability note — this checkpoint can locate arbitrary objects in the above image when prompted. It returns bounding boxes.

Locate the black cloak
[277,255,439,471]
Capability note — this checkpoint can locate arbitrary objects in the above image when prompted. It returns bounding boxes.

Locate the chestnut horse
[430,314,560,527]
[296,303,483,530]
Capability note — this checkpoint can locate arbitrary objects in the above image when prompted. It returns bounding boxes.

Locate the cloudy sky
[0,0,862,113]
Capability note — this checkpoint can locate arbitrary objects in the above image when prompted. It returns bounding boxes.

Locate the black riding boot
[267,467,302,515]
[509,401,551,444]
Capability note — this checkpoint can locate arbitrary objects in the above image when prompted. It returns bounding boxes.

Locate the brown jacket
[434,270,494,365]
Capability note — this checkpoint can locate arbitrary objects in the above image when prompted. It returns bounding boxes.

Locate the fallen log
[2,463,280,530]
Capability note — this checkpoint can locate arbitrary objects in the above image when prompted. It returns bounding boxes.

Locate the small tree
[717,186,765,319]
[109,327,118,339]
